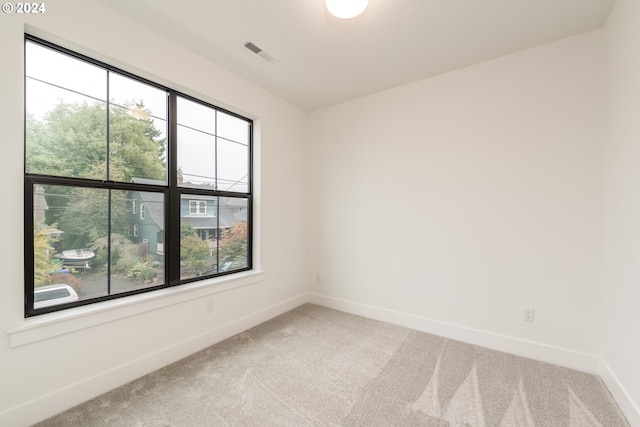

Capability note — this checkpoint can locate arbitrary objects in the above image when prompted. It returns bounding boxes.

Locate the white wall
[2,1,639,425]
[0,1,308,426]
[601,0,640,423]
[309,31,605,368]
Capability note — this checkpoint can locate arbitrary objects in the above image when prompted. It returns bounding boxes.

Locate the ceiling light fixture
[326,0,369,19]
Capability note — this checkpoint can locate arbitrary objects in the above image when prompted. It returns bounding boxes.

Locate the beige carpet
[36,304,629,426]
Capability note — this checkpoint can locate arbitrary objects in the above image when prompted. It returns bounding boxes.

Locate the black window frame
[24,34,253,317]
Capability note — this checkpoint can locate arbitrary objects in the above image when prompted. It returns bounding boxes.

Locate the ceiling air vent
[244,41,275,63]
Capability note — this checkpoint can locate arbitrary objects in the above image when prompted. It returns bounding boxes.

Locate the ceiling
[97,0,617,111]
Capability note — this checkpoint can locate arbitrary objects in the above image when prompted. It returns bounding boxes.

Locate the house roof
[182,207,247,230]
[130,178,248,231]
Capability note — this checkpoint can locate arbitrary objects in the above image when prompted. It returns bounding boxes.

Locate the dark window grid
[24,35,253,317]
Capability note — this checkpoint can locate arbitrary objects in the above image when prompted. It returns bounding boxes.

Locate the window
[24,35,253,317]
[189,200,207,215]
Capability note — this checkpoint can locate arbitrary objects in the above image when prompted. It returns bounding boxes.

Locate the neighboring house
[181,196,247,240]
[127,178,247,261]
[127,180,165,262]
[181,196,218,241]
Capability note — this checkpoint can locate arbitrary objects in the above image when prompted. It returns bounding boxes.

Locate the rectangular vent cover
[244,41,275,63]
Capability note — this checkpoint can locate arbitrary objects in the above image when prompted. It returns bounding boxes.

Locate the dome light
[326,0,369,19]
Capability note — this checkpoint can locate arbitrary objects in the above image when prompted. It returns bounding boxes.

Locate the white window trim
[189,200,207,215]
[8,270,265,347]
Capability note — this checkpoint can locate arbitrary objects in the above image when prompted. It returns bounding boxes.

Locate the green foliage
[219,222,248,269]
[181,233,211,276]
[109,103,165,181]
[92,234,158,282]
[114,252,138,274]
[26,101,165,182]
[26,103,107,179]
[33,224,60,287]
[126,260,156,282]
[91,233,137,273]
[27,101,166,250]
[181,223,197,239]
[139,267,157,282]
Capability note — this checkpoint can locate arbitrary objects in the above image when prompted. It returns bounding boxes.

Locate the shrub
[48,272,85,297]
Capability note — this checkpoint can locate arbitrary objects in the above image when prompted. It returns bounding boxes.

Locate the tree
[180,224,212,277]
[109,103,166,181]
[27,101,165,182]
[28,100,166,286]
[26,102,107,179]
[27,100,166,250]
[219,222,248,269]
[33,224,61,287]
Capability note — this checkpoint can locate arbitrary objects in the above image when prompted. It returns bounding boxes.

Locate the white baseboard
[308,293,601,374]
[311,294,639,425]
[600,360,640,426]
[0,293,308,427]
[6,292,635,427]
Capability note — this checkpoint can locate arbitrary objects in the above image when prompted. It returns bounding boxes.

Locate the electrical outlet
[524,308,535,322]
[316,274,321,283]
[205,301,214,314]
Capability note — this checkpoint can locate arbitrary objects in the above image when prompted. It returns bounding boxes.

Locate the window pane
[26,41,108,179]
[26,90,108,179]
[218,197,249,272]
[218,111,250,192]
[180,195,218,279]
[177,126,216,188]
[112,190,165,292]
[109,73,168,184]
[217,137,249,192]
[26,41,106,102]
[109,73,167,120]
[177,96,215,133]
[32,184,165,309]
[217,111,249,145]
[177,97,216,188]
[33,185,108,306]
[109,104,168,183]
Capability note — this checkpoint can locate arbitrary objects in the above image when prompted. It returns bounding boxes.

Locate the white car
[34,284,79,309]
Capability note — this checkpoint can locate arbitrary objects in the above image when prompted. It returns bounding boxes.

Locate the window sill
[7,270,265,347]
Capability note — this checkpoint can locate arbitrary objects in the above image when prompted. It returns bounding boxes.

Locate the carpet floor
[35,304,629,426]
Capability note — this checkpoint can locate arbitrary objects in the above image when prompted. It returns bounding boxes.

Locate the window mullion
[167,91,180,285]
[24,178,35,316]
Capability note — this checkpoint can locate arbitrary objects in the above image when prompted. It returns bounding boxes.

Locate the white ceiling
[98,0,616,111]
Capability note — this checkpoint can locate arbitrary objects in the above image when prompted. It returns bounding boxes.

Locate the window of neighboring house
[189,200,207,215]
[24,35,253,317]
